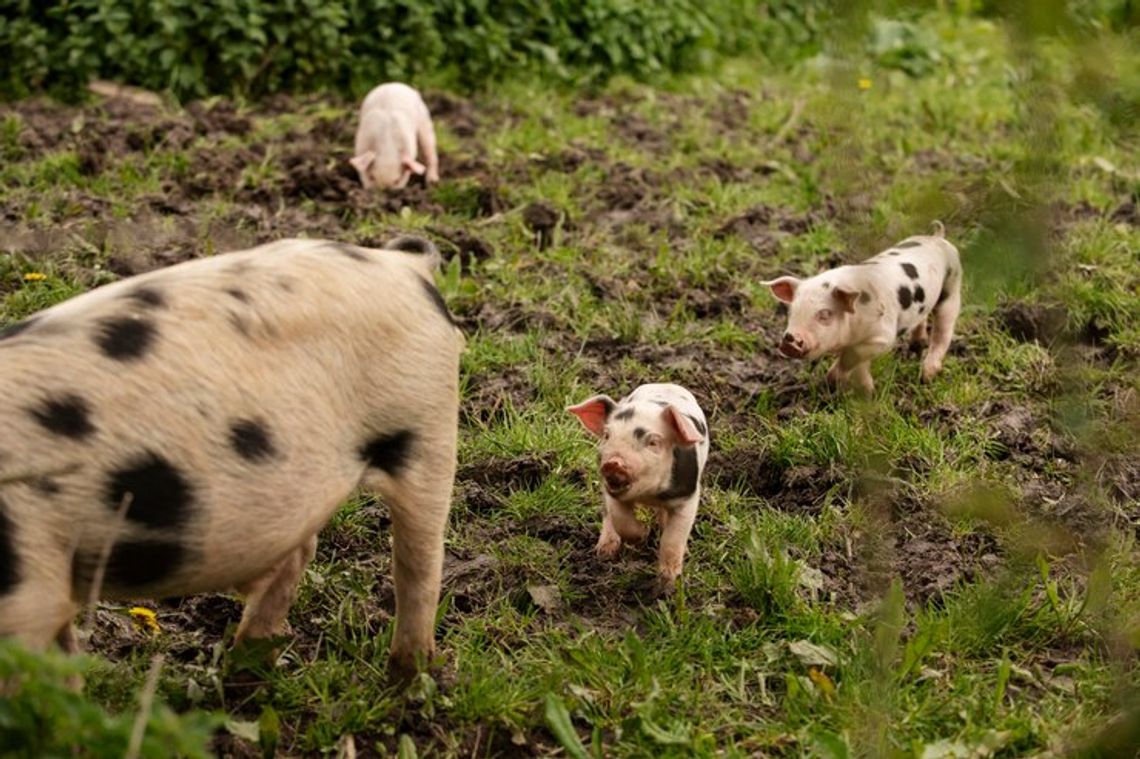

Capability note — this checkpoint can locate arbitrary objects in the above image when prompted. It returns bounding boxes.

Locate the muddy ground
[2,91,1138,755]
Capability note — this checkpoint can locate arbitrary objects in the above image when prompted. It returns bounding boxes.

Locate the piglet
[568,384,709,596]
[351,82,440,189]
[762,221,962,396]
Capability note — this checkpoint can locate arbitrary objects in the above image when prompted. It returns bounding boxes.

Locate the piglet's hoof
[595,537,621,560]
[651,575,678,599]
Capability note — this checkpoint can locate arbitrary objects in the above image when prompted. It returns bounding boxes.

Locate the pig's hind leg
[417,119,440,183]
[921,286,961,382]
[363,432,456,678]
[234,533,319,644]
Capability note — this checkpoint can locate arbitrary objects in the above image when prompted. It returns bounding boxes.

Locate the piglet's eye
[816,308,833,322]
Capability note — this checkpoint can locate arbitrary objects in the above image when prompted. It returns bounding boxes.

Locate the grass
[1,7,1139,758]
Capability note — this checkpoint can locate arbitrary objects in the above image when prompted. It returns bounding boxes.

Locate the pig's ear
[833,286,860,314]
[402,157,427,175]
[566,395,616,437]
[761,276,801,303]
[662,405,705,446]
[350,151,376,174]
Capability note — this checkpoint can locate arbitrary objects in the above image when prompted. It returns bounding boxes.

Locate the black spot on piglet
[613,407,636,422]
[106,452,193,529]
[385,236,438,256]
[328,243,370,263]
[897,286,913,310]
[0,316,38,341]
[73,538,186,593]
[360,430,414,476]
[229,418,277,462]
[96,316,156,361]
[30,394,96,440]
[420,278,459,328]
[657,446,699,501]
[126,287,165,308]
[0,498,19,594]
[895,240,922,249]
[914,286,925,303]
[900,262,919,279]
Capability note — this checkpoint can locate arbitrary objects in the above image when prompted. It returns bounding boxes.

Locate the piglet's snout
[601,459,632,494]
[780,332,808,358]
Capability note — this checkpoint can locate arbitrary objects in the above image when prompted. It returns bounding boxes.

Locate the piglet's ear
[662,405,705,446]
[833,286,860,314]
[350,151,376,174]
[402,157,427,175]
[760,276,801,304]
[566,395,616,437]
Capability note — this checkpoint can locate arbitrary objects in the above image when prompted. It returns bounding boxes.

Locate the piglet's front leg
[827,339,893,398]
[596,495,648,559]
[654,496,699,597]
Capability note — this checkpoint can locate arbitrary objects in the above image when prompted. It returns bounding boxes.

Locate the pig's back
[360,82,428,118]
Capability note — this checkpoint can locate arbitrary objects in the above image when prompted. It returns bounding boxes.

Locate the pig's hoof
[920,362,942,382]
[596,538,621,560]
[652,576,678,599]
[388,649,436,685]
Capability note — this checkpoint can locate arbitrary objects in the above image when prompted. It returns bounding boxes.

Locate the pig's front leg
[655,495,699,596]
[596,495,647,559]
[828,339,892,398]
[417,118,440,183]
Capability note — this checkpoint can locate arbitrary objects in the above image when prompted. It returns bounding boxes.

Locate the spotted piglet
[762,222,962,396]
[568,384,709,596]
[0,236,462,678]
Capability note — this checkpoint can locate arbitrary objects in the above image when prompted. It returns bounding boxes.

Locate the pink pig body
[352,82,440,189]
[763,222,962,395]
[568,383,709,595]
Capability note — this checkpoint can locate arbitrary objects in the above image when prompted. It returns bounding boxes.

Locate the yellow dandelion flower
[808,667,836,700]
[858,78,873,91]
[634,504,655,525]
[129,606,161,634]
[22,272,47,282]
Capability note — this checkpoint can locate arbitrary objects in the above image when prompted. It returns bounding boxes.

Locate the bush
[0,0,813,101]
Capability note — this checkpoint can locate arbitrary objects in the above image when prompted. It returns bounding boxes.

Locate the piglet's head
[762,275,861,359]
[351,150,426,190]
[568,394,704,501]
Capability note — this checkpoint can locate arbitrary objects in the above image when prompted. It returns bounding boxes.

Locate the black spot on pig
[822,281,831,289]
[0,498,18,594]
[386,236,436,254]
[0,316,39,341]
[228,312,251,338]
[897,286,913,310]
[937,286,950,306]
[887,250,901,256]
[30,394,96,440]
[105,539,186,588]
[919,305,927,314]
[901,262,919,279]
[658,447,699,501]
[126,287,166,309]
[328,243,369,263]
[229,419,276,462]
[614,407,636,422]
[897,327,909,339]
[634,427,647,440]
[858,291,872,304]
[224,287,250,303]
[74,538,186,592]
[35,478,61,495]
[420,278,458,327]
[914,286,925,303]
[896,240,922,249]
[685,414,708,436]
[107,452,193,530]
[652,400,670,407]
[360,429,413,476]
[96,316,156,361]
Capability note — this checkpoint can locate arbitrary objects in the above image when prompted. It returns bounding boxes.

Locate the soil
[3,91,1136,757]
